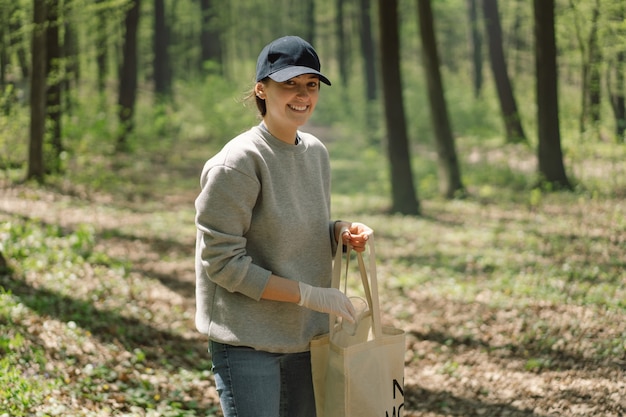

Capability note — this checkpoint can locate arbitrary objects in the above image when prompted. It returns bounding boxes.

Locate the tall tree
[533,0,571,189]
[508,0,530,78]
[46,0,63,172]
[416,0,464,198]
[95,0,108,95]
[200,0,222,74]
[467,0,483,98]
[28,0,47,182]
[608,50,626,141]
[482,0,526,144]
[586,1,602,127]
[335,0,348,85]
[358,0,378,142]
[117,0,140,151]
[0,5,7,87]
[153,0,172,97]
[304,0,315,45]
[603,2,626,143]
[606,1,626,141]
[9,2,30,82]
[378,0,419,215]
[358,0,377,101]
[62,0,78,113]
[569,0,602,134]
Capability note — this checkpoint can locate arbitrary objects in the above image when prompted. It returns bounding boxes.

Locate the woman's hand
[336,221,373,252]
[298,282,357,323]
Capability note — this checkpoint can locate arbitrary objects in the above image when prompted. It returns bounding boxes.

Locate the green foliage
[0,215,218,416]
[0,290,57,416]
[0,86,29,178]
[1,220,99,280]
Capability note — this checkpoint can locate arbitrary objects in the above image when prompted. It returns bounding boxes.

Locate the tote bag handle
[330,228,383,339]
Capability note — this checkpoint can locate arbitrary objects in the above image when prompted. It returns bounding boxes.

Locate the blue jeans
[209,340,317,417]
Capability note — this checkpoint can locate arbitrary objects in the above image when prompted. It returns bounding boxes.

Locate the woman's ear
[255,83,265,99]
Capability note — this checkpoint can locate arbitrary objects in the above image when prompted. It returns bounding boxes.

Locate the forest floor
[1,139,625,416]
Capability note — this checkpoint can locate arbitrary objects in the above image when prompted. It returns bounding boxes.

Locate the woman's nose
[296,85,309,98]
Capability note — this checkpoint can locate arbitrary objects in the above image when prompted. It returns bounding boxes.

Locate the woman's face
[256,74,320,131]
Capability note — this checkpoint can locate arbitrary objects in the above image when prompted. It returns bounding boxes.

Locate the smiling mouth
[289,104,308,111]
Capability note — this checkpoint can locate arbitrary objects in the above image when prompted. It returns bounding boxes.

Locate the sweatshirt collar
[256,123,307,154]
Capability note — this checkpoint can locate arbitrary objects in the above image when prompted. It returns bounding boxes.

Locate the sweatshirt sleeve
[195,163,272,301]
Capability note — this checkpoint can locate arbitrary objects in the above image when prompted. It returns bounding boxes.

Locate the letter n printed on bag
[385,378,404,416]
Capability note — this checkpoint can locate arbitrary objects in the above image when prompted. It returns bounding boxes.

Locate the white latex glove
[298,282,357,323]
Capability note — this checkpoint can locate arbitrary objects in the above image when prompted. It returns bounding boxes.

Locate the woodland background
[1,0,625,416]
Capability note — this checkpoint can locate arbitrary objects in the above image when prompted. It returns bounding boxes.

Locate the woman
[194,35,372,417]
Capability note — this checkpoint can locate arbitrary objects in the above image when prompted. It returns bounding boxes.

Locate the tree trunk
[358,0,377,101]
[200,0,222,74]
[378,0,420,215]
[416,0,465,199]
[96,0,107,94]
[608,50,625,141]
[9,3,30,81]
[467,0,483,98]
[154,0,172,97]
[587,0,601,126]
[335,0,348,86]
[46,0,63,172]
[611,3,626,141]
[1,7,6,87]
[509,0,527,78]
[533,0,571,189]
[63,0,78,114]
[304,0,315,45]
[570,0,601,134]
[116,0,140,151]
[482,0,526,143]
[28,0,47,182]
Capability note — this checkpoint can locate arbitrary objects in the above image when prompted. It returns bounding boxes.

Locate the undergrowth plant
[0,290,57,417]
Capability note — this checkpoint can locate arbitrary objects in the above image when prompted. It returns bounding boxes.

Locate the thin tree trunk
[358,0,377,101]
[417,0,465,198]
[63,0,78,114]
[587,0,601,126]
[378,0,419,215]
[154,0,172,98]
[304,0,315,45]
[570,0,601,134]
[46,0,63,172]
[482,0,526,143]
[116,0,140,151]
[467,0,483,98]
[96,0,107,94]
[608,51,625,141]
[28,0,47,182]
[533,0,571,189]
[335,0,348,85]
[9,3,30,81]
[612,3,626,141]
[0,7,7,87]
[200,0,222,75]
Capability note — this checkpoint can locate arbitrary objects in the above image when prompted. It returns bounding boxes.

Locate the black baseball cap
[255,36,331,86]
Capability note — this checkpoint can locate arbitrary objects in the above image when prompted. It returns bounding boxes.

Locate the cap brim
[268,66,331,86]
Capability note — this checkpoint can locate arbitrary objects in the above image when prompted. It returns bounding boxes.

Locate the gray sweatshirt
[194,124,338,353]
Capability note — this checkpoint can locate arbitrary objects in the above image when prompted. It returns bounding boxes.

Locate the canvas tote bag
[310,231,406,417]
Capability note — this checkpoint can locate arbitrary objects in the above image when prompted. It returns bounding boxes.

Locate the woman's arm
[261,274,300,303]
